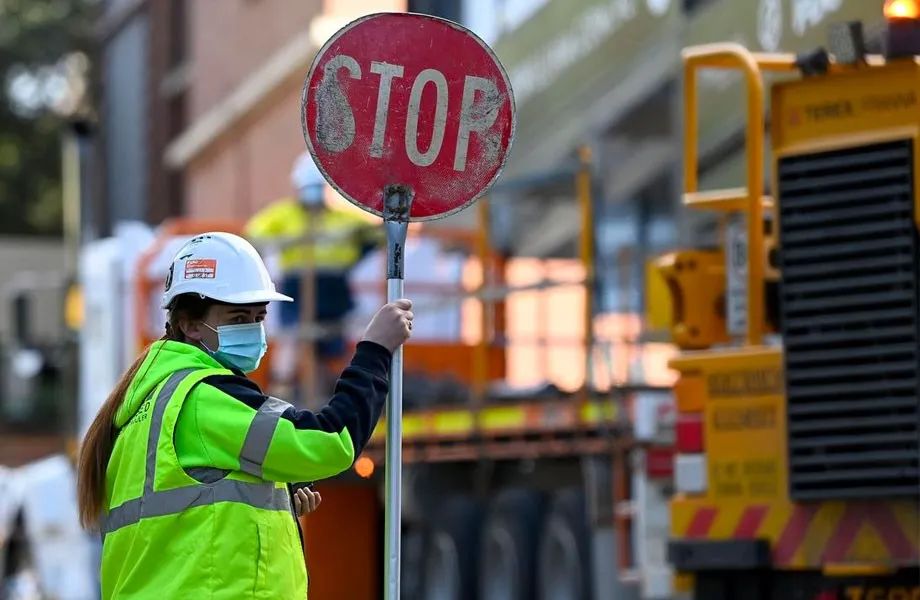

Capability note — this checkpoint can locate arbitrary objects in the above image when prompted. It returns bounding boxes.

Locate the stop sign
[301,13,515,221]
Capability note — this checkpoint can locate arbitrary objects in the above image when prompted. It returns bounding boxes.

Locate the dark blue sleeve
[202,341,391,458]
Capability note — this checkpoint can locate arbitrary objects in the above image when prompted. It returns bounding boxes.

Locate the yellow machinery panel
[771,59,920,503]
[669,44,920,575]
[645,257,673,333]
[669,348,920,568]
[671,495,920,569]
[655,250,728,349]
[772,60,920,159]
[671,347,787,503]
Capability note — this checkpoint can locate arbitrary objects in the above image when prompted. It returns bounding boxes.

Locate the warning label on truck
[710,457,780,499]
[712,405,777,431]
[707,368,783,398]
[706,395,785,500]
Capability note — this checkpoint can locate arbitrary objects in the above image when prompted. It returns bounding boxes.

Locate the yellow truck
[664,2,920,598]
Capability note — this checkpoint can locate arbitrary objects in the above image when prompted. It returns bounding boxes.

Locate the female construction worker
[76,231,412,599]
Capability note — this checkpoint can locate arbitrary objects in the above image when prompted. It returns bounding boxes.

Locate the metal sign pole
[383,185,412,600]
[301,15,514,599]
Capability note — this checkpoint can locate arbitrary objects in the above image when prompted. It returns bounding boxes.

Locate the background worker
[76,232,412,599]
[245,151,381,403]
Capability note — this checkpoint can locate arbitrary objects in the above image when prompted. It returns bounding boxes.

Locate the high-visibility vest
[244,197,378,272]
[100,366,307,599]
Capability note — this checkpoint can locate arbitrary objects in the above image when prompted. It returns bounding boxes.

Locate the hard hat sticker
[184,259,217,279]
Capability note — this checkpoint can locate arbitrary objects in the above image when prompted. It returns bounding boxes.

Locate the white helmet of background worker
[290,151,326,206]
[161,232,293,309]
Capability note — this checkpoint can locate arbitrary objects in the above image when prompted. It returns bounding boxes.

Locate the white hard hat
[161,232,293,309]
[290,151,325,190]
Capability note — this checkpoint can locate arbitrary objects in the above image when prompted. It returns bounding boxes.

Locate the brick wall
[181,0,406,220]
[187,0,322,122]
[0,434,67,468]
[185,81,305,219]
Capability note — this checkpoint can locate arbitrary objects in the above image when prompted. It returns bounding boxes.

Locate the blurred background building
[93,0,884,383]
[66,0,891,335]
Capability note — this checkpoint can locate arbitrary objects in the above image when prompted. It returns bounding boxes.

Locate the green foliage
[0,0,96,237]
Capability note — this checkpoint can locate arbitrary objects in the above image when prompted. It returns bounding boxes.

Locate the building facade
[164,0,411,220]
[96,0,888,392]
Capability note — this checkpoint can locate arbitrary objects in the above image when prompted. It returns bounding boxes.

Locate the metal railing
[682,43,797,346]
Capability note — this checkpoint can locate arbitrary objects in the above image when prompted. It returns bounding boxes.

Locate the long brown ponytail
[77,294,212,530]
[77,350,150,529]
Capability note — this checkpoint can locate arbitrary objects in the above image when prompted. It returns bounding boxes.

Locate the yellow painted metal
[682,43,766,346]
[64,283,84,330]
[679,50,888,74]
[644,258,672,333]
[771,59,920,228]
[576,145,595,399]
[580,400,618,424]
[822,563,897,577]
[772,60,920,152]
[433,410,474,436]
[671,496,920,569]
[479,405,528,431]
[673,573,694,595]
[674,348,787,501]
[668,344,920,569]
[673,375,705,414]
[670,41,920,576]
[374,414,426,442]
[706,391,786,501]
[371,398,624,444]
[683,189,774,212]
[681,50,797,71]
[775,124,920,160]
[402,415,425,439]
[656,250,728,350]
[668,345,782,372]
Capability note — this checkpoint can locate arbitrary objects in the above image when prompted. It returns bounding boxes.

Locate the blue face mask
[202,322,267,373]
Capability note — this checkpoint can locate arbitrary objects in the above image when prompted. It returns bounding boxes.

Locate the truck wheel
[537,488,592,600]
[422,495,482,600]
[479,489,545,600]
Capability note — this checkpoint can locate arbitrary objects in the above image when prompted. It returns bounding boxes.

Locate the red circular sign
[302,13,515,221]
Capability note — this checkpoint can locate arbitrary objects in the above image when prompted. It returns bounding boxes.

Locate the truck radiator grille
[778,140,920,500]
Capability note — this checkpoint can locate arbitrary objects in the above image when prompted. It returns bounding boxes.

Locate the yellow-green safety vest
[100,366,307,599]
[244,197,379,273]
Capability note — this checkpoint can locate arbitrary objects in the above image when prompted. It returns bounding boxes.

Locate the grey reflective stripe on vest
[144,369,195,495]
[102,478,291,534]
[102,369,289,536]
[238,396,291,478]
[187,466,230,484]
